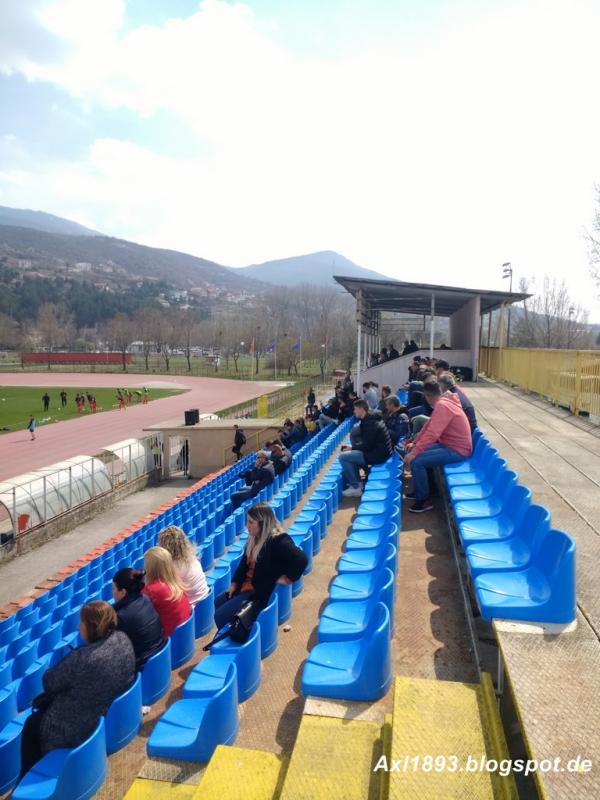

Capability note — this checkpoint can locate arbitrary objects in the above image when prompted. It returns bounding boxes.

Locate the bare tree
[37,303,75,368]
[0,313,19,349]
[511,276,591,349]
[133,308,161,371]
[105,313,134,371]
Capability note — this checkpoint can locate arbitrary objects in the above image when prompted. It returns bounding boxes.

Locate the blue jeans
[214,590,254,629]
[339,449,366,489]
[230,487,257,509]
[411,444,466,500]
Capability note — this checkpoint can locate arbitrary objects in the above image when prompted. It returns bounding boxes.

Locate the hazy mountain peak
[232,250,391,287]
[0,206,101,237]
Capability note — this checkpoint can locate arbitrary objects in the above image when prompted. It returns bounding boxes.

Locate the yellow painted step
[388,673,518,800]
[279,714,383,800]
[124,778,198,800]
[195,745,288,799]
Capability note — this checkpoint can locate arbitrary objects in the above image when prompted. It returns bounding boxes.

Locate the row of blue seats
[0,427,331,698]
[0,420,352,796]
[146,420,354,762]
[301,451,402,701]
[444,430,576,624]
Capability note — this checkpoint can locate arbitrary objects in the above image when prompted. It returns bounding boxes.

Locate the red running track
[0,373,284,482]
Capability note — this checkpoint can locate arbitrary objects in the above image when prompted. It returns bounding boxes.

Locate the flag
[322,335,329,347]
[266,339,276,353]
[291,339,301,351]
[249,338,255,353]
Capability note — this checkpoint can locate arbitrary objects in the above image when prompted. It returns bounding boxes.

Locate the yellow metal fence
[480,347,600,417]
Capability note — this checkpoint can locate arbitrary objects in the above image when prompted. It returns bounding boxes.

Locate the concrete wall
[449,296,481,377]
[356,349,473,390]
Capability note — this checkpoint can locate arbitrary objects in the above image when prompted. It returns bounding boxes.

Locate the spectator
[232,424,246,462]
[380,347,389,363]
[407,356,421,381]
[435,360,450,375]
[292,417,308,443]
[143,547,191,637]
[388,343,400,359]
[342,370,354,395]
[318,396,339,429]
[378,385,393,419]
[18,601,135,782]
[438,372,478,431]
[369,352,380,367]
[42,392,50,412]
[362,382,379,410]
[158,525,209,607]
[439,342,450,349]
[408,339,419,353]
[401,339,411,356]
[230,451,275,509]
[385,396,410,445]
[339,399,393,497]
[404,382,472,513]
[269,440,292,475]
[306,388,316,414]
[112,568,164,669]
[214,503,307,629]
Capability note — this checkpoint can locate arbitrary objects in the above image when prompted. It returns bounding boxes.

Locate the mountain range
[0,205,390,290]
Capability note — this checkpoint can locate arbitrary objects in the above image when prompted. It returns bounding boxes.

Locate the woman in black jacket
[214,503,307,629]
[112,568,164,669]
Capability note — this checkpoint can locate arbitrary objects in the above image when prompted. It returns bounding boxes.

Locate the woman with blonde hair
[143,546,191,637]
[158,525,209,607]
[214,502,307,629]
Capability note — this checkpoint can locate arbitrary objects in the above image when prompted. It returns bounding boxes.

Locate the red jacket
[411,392,472,458]
[143,581,191,638]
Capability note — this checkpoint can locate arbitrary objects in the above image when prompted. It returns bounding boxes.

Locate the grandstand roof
[333,275,530,316]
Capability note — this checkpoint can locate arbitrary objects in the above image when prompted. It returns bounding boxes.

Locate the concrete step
[196,745,288,799]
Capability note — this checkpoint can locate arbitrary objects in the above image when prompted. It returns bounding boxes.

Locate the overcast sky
[2,0,600,318]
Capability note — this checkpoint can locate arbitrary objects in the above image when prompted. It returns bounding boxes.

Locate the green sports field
[0,386,181,434]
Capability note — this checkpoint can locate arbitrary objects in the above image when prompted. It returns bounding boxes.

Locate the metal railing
[0,434,162,556]
[217,376,319,420]
[480,347,600,416]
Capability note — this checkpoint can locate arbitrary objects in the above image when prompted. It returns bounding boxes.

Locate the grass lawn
[0,386,181,434]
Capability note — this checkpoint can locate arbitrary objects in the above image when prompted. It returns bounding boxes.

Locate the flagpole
[274,342,278,380]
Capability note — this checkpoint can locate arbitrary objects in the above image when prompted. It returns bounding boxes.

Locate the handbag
[203,600,259,650]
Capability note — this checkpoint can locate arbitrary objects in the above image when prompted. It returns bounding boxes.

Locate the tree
[133,308,161,371]
[0,313,19,349]
[511,276,592,349]
[175,309,202,372]
[105,313,134,371]
[36,303,75,368]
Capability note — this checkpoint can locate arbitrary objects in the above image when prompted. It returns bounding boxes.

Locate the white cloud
[2,0,600,315]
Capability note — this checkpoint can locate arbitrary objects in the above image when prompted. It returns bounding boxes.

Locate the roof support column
[429,292,435,358]
[355,290,362,390]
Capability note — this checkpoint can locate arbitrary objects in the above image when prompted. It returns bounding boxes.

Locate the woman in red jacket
[143,546,191,638]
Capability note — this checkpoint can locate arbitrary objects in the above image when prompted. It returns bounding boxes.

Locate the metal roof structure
[333,275,530,316]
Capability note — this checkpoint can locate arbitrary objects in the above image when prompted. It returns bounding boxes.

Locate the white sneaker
[342,486,362,497]
[142,705,151,716]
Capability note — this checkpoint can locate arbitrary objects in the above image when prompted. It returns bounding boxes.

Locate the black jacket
[234,429,246,448]
[232,533,308,610]
[114,593,164,669]
[357,411,393,465]
[272,447,292,475]
[386,410,410,445]
[242,461,275,490]
[454,387,478,431]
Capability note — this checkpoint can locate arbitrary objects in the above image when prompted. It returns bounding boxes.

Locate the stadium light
[502,262,513,346]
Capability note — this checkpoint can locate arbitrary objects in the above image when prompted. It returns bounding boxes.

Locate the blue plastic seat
[105,673,142,754]
[448,459,510,501]
[147,663,239,761]
[16,654,52,711]
[12,717,107,800]
[276,583,292,624]
[474,529,576,623]
[0,685,17,730]
[329,571,383,603]
[200,539,215,571]
[0,708,32,794]
[445,450,502,487]
[452,471,518,520]
[338,542,396,575]
[7,631,32,661]
[302,603,391,701]
[0,620,19,647]
[194,589,215,639]
[37,622,64,657]
[12,641,39,680]
[188,622,261,702]
[466,505,551,577]
[318,568,394,642]
[170,614,195,669]
[458,484,532,544]
[257,595,278,659]
[345,522,398,551]
[444,437,492,475]
[141,640,172,706]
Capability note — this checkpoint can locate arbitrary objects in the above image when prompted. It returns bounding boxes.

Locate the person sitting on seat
[438,371,478,431]
[317,396,339,429]
[158,525,209,607]
[230,451,275,509]
[403,382,472,513]
[112,568,164,669]
[214,503,308,629]
[362,382,379,410]
[339,399,393,497]
[385,395,410,446]
[143,547,192,637]
[378,385,393,419]
[18,601,135,783]
[388,343,400,359]
[269,440,292,475]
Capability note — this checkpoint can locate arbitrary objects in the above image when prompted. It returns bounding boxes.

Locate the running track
[0,373,284,482]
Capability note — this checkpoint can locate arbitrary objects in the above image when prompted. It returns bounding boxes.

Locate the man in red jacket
[404,382,472,513]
